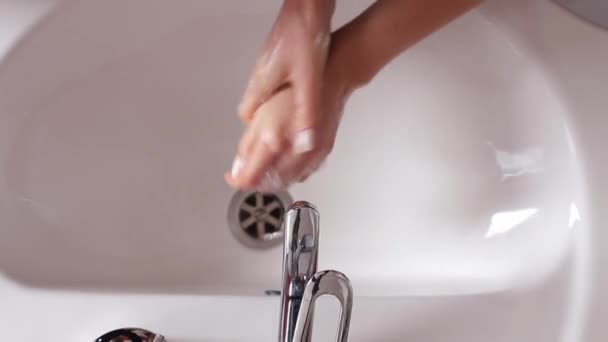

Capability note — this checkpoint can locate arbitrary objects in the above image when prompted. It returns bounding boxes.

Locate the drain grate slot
[228,190,293,249]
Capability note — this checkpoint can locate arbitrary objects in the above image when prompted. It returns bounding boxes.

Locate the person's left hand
[238,0,334,127]
[225,50,353,191]
[227,1,335,191]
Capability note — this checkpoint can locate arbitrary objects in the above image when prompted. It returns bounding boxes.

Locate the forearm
[331,0,481,89]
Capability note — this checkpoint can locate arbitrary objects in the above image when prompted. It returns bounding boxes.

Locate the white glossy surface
[0,0,584,297]
[0,0,605,341]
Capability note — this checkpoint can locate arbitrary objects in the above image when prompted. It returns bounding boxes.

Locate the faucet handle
[293,270,354,342]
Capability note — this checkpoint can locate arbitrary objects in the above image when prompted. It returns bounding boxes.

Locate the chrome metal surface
[278,201,353,342]
[279,201,320,342]
[293,271,354,342]
[227,190,292,249]
[95,327,165,342]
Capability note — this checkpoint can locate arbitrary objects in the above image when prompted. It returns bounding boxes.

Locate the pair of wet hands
[224,1,345,192]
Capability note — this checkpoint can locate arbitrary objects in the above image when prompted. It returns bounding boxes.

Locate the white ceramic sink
[0,0,605,341]
[0,0,584,296]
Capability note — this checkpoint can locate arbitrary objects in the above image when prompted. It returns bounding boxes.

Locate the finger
[239,49,287,124]
[296,155,325,182]
[273,150,324,188]
[237,127,256,160]
[233,131,285,189]
[291,58,323,154]
[273,155,308,188]
[224,171,239,188]
[224,122,258,188]
[256,168,286,192]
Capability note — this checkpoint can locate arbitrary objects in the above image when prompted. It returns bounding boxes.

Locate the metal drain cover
[228,190,293,249]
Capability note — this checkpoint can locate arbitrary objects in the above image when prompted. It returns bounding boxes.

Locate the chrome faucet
[95,201,352,342]
[279,201,353,342]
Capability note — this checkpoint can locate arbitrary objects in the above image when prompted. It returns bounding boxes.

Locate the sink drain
[227,190,293,249]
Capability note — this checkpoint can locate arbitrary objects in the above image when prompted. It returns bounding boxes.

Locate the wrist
[327,20,379,92]
[284,0,335,32]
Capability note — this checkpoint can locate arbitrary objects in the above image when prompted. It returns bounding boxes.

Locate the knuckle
[260,130,286,153]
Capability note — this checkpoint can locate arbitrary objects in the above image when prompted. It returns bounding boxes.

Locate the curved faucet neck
[279,201,319,342]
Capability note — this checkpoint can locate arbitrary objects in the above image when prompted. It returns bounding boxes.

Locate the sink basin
[0,0,584,298]
[2,0,606,341]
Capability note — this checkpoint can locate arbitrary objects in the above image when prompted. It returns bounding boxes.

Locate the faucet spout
[279,201,319,342]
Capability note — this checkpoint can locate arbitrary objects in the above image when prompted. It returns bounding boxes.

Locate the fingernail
[293,129,315,154]
[231,156,243,178]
